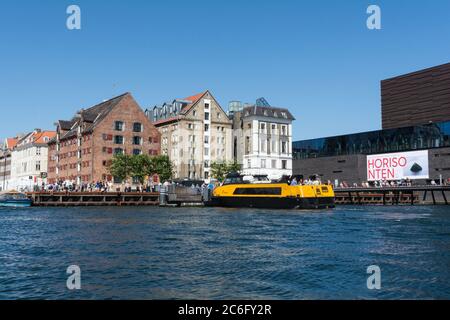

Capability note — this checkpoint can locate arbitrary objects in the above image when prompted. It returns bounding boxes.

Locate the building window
[115,136,124,144]
[204,171,209,179]
[272,160,277,169]
[205,103,210,109]
[204,124,209,132]
[247,159,251,168]
[36,147,41,156]
[115,121,124,131]
[204,148,209,156]
[260,123,266,132]
[261,159,266,168]
[245,136,250,154]
[282,160,287,170]
[133,149,142,155]
[133,136,142,145]
[133,123,143,132]
[204,136,209,144]
[281,141,287,154]
[36,161,41,171]
[205,112,210,121]
[204,160,210,168]
[114,148,124,155]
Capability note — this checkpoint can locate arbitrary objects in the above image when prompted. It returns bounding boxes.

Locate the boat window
[223,177,244,185]
[233,188,282,195]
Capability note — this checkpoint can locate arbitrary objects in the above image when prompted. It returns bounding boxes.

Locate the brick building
[47,93,161,185]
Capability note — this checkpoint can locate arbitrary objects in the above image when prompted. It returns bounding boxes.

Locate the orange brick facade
[47,93,161,185]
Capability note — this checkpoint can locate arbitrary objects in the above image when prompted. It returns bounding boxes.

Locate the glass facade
[293,121,450,159]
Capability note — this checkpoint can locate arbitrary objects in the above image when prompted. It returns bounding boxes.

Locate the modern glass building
[292,121,450,185]
[293,121,450,159]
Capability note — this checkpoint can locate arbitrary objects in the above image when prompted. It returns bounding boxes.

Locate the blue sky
[1,0,450,141]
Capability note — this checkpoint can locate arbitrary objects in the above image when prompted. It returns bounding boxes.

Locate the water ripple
[0,205,449,299]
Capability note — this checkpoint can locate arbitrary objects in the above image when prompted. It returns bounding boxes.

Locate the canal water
[0,205,449,300]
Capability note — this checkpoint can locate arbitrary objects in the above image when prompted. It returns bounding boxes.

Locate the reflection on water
[0,205,449,299]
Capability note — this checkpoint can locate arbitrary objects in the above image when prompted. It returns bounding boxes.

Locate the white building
[231,101,295,180]
[9,129,56,191]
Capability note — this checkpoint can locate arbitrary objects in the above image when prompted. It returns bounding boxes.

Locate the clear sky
[1,0,450,141]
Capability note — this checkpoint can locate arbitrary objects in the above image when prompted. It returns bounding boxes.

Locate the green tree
[109,154,174,184]
[108,154,133,183]
[227,161,242,173]
[210,161,241,182]
[131,154,153,185]
[148,155,174,182]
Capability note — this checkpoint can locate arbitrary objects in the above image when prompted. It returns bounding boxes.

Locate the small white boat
[0,191,32,208]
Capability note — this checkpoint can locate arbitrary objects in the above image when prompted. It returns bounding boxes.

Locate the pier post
[442,191,448,205]
[383,191,386,206]
[348,192,353,205]
[431,191,436,205]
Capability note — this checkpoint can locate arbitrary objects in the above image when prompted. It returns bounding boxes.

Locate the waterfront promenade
[29,192,160,207]
[334,185,450,205]
[24,185,450,206]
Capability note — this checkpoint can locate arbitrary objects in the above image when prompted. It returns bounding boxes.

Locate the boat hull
[206,196,335,210]
[0,199,32,208]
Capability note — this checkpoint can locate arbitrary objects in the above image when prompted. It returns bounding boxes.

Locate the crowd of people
[335,177,450,188]
[34,180,162,193]
[28,179,220,194]
[19,175,450,193]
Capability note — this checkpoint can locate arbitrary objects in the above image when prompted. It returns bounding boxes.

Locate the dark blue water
[0,205,449,300]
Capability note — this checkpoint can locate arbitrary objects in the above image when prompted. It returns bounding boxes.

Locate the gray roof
[242,106,295,121]
[55,93,130,141]
[58,120,76,131]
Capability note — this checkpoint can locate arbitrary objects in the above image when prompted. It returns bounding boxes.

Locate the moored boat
[0,191,32,208]
[205,174,335,210]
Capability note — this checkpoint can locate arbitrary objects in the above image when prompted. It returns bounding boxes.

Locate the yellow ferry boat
[205,174,335,209]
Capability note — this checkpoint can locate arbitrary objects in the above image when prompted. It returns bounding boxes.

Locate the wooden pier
[335,186,450,205]
[29,192,160,207]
